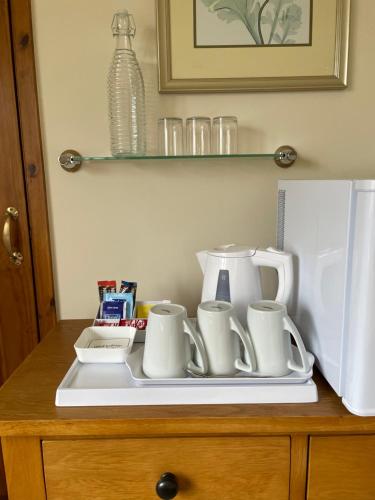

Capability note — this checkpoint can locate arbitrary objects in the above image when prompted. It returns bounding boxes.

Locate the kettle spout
[196,250,208,274]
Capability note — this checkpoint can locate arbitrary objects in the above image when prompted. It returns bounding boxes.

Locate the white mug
[197,301,255,376]
[247,300,310,377]
[142,304,208,379]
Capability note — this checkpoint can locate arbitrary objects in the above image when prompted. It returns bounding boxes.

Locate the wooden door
[0,0,56,496]
[0,0,38,387]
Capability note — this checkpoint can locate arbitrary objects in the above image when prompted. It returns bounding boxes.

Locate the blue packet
[103,292,133,319]
[120,280,137,315]
[100,300,126,320]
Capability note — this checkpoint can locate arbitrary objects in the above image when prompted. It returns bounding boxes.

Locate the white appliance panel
[278,180,352,395]
[343,188,375,414]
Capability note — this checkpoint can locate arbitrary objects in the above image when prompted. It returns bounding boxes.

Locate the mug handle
[230,315,256,373]
[283,315,310,373]
[183,318,208,375]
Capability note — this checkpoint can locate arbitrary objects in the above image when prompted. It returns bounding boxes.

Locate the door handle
[2,207,23,266]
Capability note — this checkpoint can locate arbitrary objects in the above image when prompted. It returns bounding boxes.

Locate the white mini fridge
[278,179,375,415]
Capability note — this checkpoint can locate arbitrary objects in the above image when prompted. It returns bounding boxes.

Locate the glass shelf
[58,146,297,171]
[76,153,277,161]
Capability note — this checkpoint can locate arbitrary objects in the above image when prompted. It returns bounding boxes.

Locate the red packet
[97,280,116,302]
[93,318,120,327]
[119,318,148,330]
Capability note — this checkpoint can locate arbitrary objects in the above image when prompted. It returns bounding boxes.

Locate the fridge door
[278,180,353,395]
[342,180,375,415]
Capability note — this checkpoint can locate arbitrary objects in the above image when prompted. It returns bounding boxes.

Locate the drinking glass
[186,117,211,155]
[158,118,183,156]
[212,116,238,154]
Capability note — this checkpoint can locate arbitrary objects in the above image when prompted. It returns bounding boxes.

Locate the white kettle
[196,244,293,325]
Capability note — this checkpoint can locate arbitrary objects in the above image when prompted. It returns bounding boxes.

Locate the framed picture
[157,0,350,92]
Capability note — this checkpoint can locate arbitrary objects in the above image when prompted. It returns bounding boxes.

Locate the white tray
[55,357,318,407]
[126,344,314,386]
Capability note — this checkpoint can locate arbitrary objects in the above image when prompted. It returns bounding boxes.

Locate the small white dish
[126,344,314,386]
[74,326,136,363]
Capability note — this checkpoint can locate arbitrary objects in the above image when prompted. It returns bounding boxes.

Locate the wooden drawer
[43,436,290,500]
[307,435,375,500]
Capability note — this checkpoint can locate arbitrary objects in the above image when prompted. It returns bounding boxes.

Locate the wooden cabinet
[0,0,56,495]
[1,321,375,500]
[43,436,290,499]
[307,435,375,500]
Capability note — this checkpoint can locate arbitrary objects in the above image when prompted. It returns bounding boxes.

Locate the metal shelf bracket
[58,150,82,172]
[274,146,297,168]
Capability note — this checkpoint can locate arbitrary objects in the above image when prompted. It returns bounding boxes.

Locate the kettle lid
[207,244,256,258]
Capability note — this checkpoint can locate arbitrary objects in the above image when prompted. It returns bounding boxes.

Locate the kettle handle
[251,247,293,305]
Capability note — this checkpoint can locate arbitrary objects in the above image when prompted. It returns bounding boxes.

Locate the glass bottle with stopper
[108,10,146,156]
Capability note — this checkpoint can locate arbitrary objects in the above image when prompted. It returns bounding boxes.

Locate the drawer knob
[156,472,179,499]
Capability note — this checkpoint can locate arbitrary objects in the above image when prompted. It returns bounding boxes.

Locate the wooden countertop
[0,320,374,437]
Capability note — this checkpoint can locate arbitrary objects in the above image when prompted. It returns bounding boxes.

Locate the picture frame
[156,0,350,93]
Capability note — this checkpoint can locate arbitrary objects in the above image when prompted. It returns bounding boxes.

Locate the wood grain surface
[0,0,39,385]
[0,320,375,437]
[43,436,290,500]
[2,436,46,499]
[9,0,56,339]
[290,435,308,500]
[0,3,42,492]
[307,435,375,500]
[0,447,5,500]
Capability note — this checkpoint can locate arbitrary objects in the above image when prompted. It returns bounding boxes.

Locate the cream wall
[32,0,374,319]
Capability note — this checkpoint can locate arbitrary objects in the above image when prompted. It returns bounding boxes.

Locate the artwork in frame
[194,0,313,48]
[157,0,350,92]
